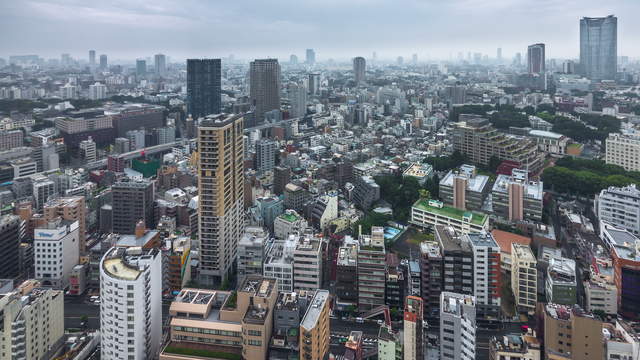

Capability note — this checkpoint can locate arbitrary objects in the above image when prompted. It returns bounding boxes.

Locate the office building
[492,168,544,222]
[468,232,501,320]
[99,54,107,69]
[108,103,165,137]
[187,59,221,118]
[452,115,542,172]
[580,15,617,81]
[263,238,295,293]
[0,215,20,279]
[256,138,277,174]
[358,227,387,310]
[89,50,96,66]
[0,280,65,360]
[420,240,443,321]
[606,133,640,172]
[353,56,366,84]
[543,304,604,360]
[411,199,489,234]
[284,183,310,212]
[79,136,97,162]
[305,49,316,65]
[288,82,307,118]
[595,184,640,235]
[161,277,277,360]
[336,240,358,304]
[256,196,284,231]
[489,332,541,360]
[292,234,323,291]
[300,289,330,360]
[0,129,23,151]
[154,53,166,76]
[308,73,320,96]
[511,243,537,313]
[440,292,476,360]
[439,164,490,211]
[88,82,107,100]
[32,176,56,210]
[527,43,545,74]
[136,59,146,77]
[44,196,87,252]
[274,209,308,240]
[403,296,423,360]
[546,257,577,305]
[250,59,281,123]
[273,166,291,196]
[198,114,244,285]
[237,226,269,283]
[584,257,617,315]
[353,175,380,210]
[100,247,162,360]
[34,219,80,289]
[112,179,155,234]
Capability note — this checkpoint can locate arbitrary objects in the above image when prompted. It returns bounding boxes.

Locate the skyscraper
[89,50,95,66]
[154,53,166,76]
[290,54,298,64]
[99,54,107,70]
[198,114,244,285]
[111,179,155,234]
[527,43,545,74]
[288,82,307,118]
[186,59,222,118]
[256,138,277,175]
[249,59,281,123]
[580,15,617,81]
[496,48,502,62]
[136,59,146,77]
[306,48,316,64]
[353,56,366,85]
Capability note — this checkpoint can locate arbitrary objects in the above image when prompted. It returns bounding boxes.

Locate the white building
[606,133,640,172]
[59,83,78,99]
[528,130,569,156]
[595,184,640,235]
[237,226,269,282]
[100,247,162,360]
[88,82,107,100]
[584,257,618,315]
[292,233,323,291]
[263,238,295,293]
[79,136,97,162]
[467,232,501,319]
[274,209,308,240]
[32,176,56,210]
[440,292,476,360]
[511,243,537,313]
[34,219,80,289]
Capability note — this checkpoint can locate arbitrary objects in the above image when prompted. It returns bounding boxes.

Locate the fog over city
[1,0,639,61]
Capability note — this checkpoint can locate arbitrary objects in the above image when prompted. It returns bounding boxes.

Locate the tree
[418,189,431,199]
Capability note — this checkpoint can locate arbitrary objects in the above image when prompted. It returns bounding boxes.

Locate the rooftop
[512,243,535,262]
[491,229,531,254]
[492,173,543,200]
[301,289,329,330]
[435,225,472,252]
[420,241,442,258]
[102,247,158,281]
[440,165,489,193]
[467,231,499,248]
[601,223,640,262]
[403,163,433,179]
[414,199,487,226]
[441,291,475,316]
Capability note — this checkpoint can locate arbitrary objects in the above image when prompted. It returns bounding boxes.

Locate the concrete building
[467,231,502,321]
[300,289,330,360]
[273,166,291,195]
[580,15,617,81]
[186,59,221,118]
[283,183,310,212]
[353,175,380,210]
[32,176,56,210]
[595,184,640,235]
[160,276,278,360]
[358,227,387,310]
[88,82,107,100]
[439,164,490,212]
[250,59,281,123]
[489,332,541,360]
[353,56,366,84]
[336,240,359,305]
[605,133,640,172]
[420,240,443,321]
[0,215,21,279]
[411,199,489,234]
[100,247,162,360]
[528,130,569,156]
[435,225,474,296]
[0,129,23,151]
[309,191,338,231]
[0,280,65,360]
[543,303,604,360]
[378,326,401,360]
[527,43,545,74]
[511,243,537,313]
[545,257,577,305]
[440,292,476,360]
[492,229,532,272]
[274,210,308,240]
[263,238,295,293]
[288,82,307,119]
[256,138,277,175]
[402,163,434,185]
[112,178,155,234]
[154,53,166,76]
[403,296,423,360]
[163,236,191,293]
[584,257,617,315]
[197,114,244,285]
[79,136,97,162]
[34,219,80,289]
[292,234,323,291]
[44,196,87,253]
[237,226,269,283]
[492,168,543,222]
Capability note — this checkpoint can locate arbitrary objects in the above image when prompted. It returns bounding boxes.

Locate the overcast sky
[1,0,637,62]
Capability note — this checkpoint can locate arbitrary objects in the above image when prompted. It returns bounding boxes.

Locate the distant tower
[580,15,617,81]
[136,59,146,77]
[514,52,522,66]
[412,53,418,65]
[305,49,316,64]
[186,59,221,118]
[288,82,307,118]
[89,50,96,67]
[353,56,366,85]
[397,56,404,66]
[290,54,298,65]
[250,59,281,123]
[154,53,167,76]
[527,43,545,74]
[99,54,107,70]
[497,48,502,62]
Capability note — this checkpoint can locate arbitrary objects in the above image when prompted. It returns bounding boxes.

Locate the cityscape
[1,2,640,360]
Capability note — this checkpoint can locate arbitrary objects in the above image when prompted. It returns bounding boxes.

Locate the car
[355,317,364,323]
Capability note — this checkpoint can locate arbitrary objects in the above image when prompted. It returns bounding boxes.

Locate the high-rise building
[111,179,155,234]
[0,280,64,360]
[497,47,502,62]
[256,138,277,174]
[353,56,366,84]
[511,243,537,313]
[514,52,522,66]
[136,59,146,77]
[273,166,291,195]
[403,296,424,360]
[305,48,316,64]
[439,164,490,211]
[79,136,97,162]
[0,215,20,279]
[88,82,107,100]
[250,59,281,123]
[543,303,604,360]
[308,73,320,96]
[154,53,166,76]
[440,292,476,360]
[596,184,640,235]
[605,133,640,172]
[186,59,221,118]
[89,50,96,66]
[100,247,162,360]
[527,43,545,74]
[358,227,387,310]
[198,114,244,285]
[467,232,501,320]
[420,241,443,322]
[580,15,617,81]
[288,82,307,118]
[34,219,80,289]
[43,196,87,253]
[290,54,298,64]
[99,54,107,70]
[300,289,330,360]
[492,168,544,222]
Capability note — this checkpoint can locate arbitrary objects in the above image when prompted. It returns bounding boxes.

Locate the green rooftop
[413,199,487,226]
[279,212,299,223]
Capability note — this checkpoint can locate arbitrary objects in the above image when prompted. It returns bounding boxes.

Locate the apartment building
[274,209,308,240]
[292,234,323,291]
[264,238,295,293]
[43,196,87,253]
[605,132,640,172]
[467,232,501,321]
[358,227,387,310]
[300,289,330,360]
[34,219,80,289]
[511,243,537,313]
[237,226,269,283]
[492,168,544,222]
[595,184,640,235]
[545,257,577,305]
[420,240,443,321]
[543,304,604,360]
[404,296,424,360]
[440,292,476,360]
[584,257,617,315]
[439,164,490,211]
[336,239,359,305]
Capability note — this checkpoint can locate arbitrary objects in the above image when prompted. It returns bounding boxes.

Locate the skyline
[1,0,639,61]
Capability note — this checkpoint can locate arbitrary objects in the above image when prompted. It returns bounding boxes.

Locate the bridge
[84,139,188,170]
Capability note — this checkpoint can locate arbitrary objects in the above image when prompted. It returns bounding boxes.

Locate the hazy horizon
[1,0,638,62]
